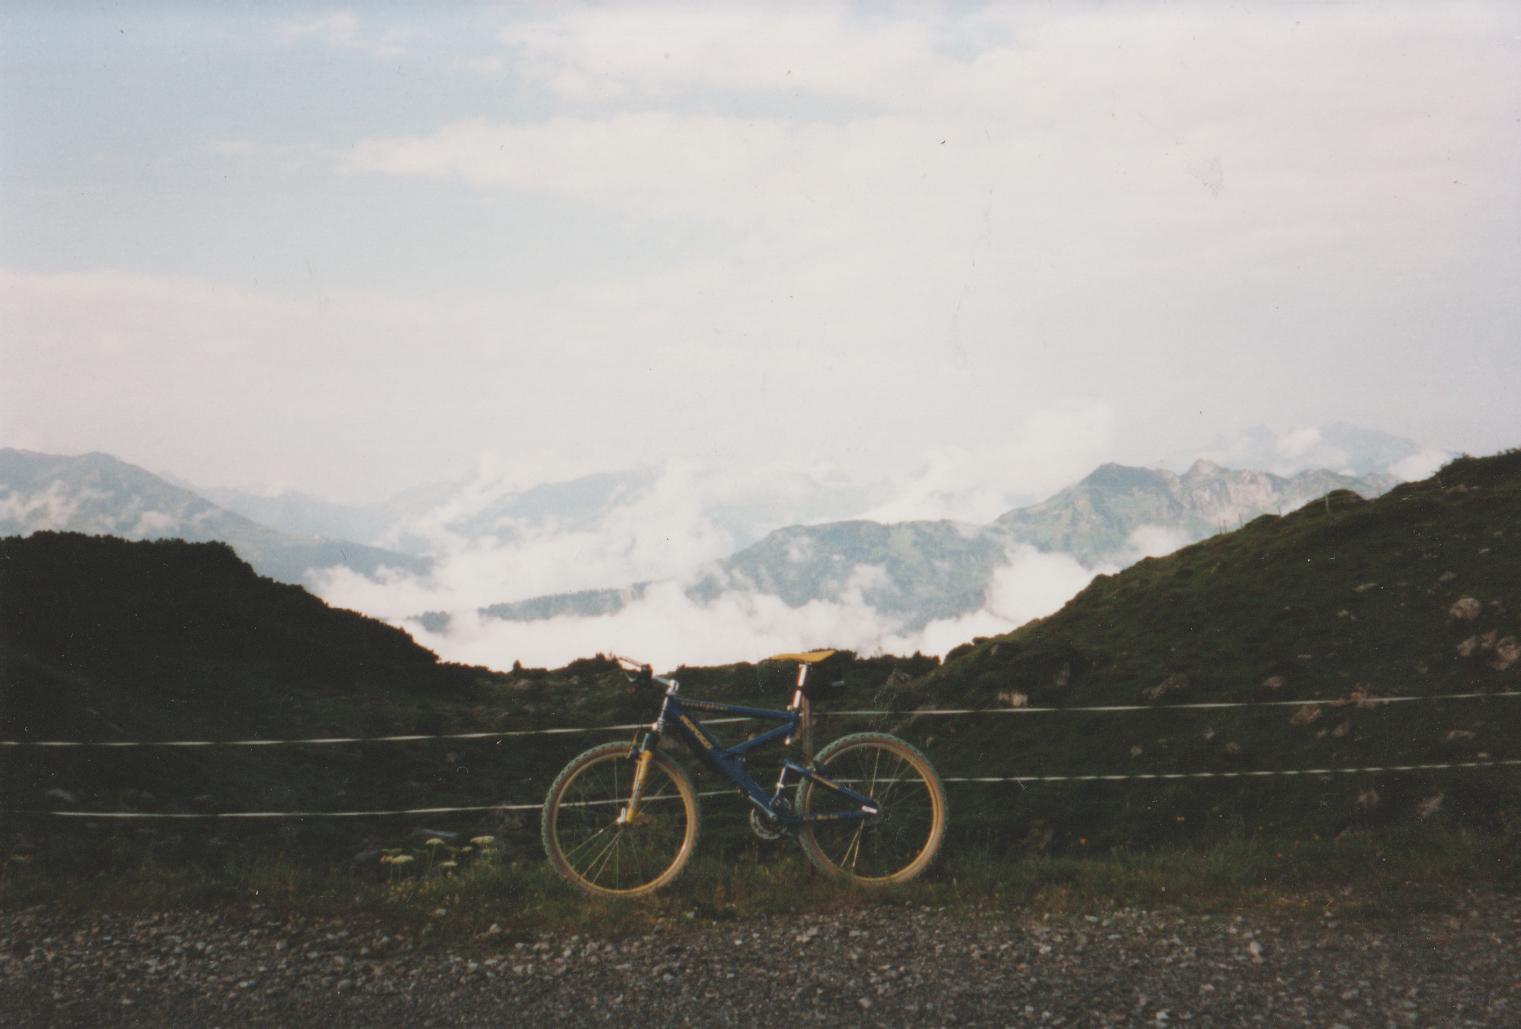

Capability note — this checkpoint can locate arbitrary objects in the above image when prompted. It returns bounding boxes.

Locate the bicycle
[541,650,948,897]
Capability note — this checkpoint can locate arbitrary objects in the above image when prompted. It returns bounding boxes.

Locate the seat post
[784,662,809,750]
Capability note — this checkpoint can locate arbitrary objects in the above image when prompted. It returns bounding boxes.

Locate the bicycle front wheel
[542,741,699,897]
[797,733,947,886]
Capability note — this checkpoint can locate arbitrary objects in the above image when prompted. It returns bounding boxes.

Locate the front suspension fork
[617,748,656,826]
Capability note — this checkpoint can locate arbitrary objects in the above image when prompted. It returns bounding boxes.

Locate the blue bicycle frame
[636,685,880,826]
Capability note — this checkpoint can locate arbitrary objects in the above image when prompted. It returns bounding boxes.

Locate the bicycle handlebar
[609,653,656,693]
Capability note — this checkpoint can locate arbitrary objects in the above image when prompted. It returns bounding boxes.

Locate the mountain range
[0,429,1417,648]
[196,422,1436,557]
[461,460,1397,633]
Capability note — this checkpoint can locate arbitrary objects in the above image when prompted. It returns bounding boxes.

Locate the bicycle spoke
[584,827,625,885]
[842,822,866,871]
[561,822,615,861]
[867,745,884,798]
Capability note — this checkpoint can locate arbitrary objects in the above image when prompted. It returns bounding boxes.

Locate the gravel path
[4,892,1518,1027]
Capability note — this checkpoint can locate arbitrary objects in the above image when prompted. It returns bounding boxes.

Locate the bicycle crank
[747,807,786,841]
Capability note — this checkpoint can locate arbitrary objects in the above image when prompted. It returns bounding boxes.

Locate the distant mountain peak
[1079,463,1167,490]
[1184,458,1224,478]
[0,449,429,586]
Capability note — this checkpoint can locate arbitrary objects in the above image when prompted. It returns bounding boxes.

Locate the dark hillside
[1,533,461,741]
[0,534,563,853]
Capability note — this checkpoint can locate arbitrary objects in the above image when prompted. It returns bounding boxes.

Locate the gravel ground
[3,891,1519,1027]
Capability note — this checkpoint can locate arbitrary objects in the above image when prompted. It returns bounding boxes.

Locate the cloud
[453,55,506,76]
[400,575,898,672]
[0,269,719,499]
[276,11,412,59]
[1191,424,1453,480]
[0,481,90,530]
[315,462,741,617]
[1389,450,1450,481]
[889,545,1099,658]
[497,6,947,104]
[343,113,858,226]
[310,455,891,621]
[862,405,1117,523]
[350,512,1102,671]
[1123,525,1192,561]
[298,438,1114,672]
[1275,428,1323,461]
[336,4,1521,464]
[9,5,1516,529]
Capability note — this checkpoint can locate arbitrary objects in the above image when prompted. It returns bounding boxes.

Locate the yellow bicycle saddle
[765,649,837,665]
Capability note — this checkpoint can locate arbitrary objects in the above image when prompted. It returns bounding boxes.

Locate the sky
[3,1,1518,509]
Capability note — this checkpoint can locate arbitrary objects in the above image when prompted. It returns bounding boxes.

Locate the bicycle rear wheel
[542,741,699,897]
[797,732,947,886]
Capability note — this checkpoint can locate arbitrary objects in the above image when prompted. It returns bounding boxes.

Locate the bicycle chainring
[747,807,786,842]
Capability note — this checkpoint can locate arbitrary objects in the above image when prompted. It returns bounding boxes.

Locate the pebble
[2,890,1519,1025]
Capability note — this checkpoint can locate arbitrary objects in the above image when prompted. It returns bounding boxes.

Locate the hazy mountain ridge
[694,519,1005,618]
[213,424,1428,564]
[199,486,398,550]
[0,450,429,586]
[211,464,881,560]
[452,461,1397,634]
[467,583,654,629]
[993,460,1399,563]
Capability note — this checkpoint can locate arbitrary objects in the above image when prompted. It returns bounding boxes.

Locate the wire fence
[4,688,1516,820]
[3,689,1513,749]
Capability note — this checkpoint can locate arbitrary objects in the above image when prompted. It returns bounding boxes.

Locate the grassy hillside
[891,450,1521,851]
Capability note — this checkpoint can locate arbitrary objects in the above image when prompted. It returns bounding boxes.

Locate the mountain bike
[541,651,947,897]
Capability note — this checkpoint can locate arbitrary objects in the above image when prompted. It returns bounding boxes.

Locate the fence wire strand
[2,691,1514,749]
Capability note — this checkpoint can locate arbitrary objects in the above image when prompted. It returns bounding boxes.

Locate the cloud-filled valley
[303,424,1417,670]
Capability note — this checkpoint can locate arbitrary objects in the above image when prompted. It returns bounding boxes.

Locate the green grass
[6,826,1516,945]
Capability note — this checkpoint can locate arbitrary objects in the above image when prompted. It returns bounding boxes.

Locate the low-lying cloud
[392,544,1101,673]
[309,439,1121,670]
